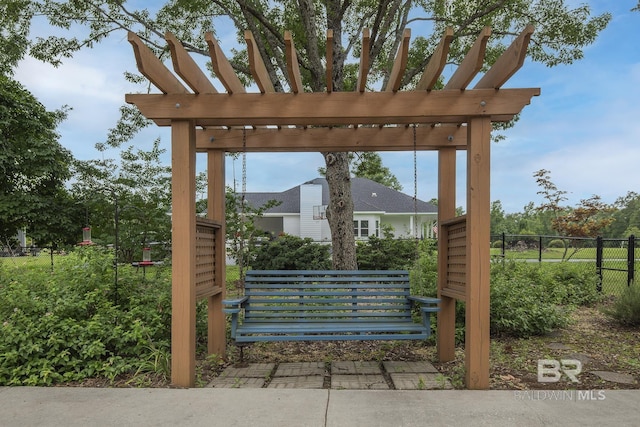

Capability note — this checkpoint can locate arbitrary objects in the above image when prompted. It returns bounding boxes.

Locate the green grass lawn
[0,253,55,268]
[491,247,639,260]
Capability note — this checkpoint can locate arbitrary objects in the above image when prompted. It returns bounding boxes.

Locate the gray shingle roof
[244,177,436,214]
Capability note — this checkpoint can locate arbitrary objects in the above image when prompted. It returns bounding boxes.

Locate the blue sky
[14,1,640,213]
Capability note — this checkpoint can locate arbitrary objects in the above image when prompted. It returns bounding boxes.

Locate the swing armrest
[407,295,441,309]
[223,296,249,339]
[408,296,440,331]
[223,296,249,314]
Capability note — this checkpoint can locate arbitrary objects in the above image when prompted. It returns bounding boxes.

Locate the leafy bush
[490,273,568,337]
[491,260,600,307]
[357,235,421,270]
[544,262,601,306]
[489,261,602,337]
[0,246,207,386]
[409,240,438,297]
[411,258,598,338]
[409,241,465,341]
[250,234,331,270]
[548,239,565,248]
[606,284,640,326]
[492,240,504,249]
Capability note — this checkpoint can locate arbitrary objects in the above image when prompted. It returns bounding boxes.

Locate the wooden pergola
[125,25,539,389]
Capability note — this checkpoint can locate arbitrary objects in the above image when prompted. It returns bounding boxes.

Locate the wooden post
[207,150,227,356]
[465,116,492,389]
[437,146,456,362]
[171,120,197,387]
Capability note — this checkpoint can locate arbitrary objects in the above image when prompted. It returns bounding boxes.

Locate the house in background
[244,177,438,242]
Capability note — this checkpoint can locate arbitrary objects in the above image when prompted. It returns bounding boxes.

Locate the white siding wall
[299,184,322,241]
[321,221,331,242]
[283,215,300,236]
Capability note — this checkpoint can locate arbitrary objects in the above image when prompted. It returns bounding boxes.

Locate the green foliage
[351,152,402,191]
[606,284,640,326]
[0,247,200,386]
[250,235,331,270]
[410,252,600,338]
[356,234,421,270]
[490,269,567,338]
[0,75,79,246]
[491,260,601,308]
[225,187,281,279]
[409,240,438,298]
[71,140,173,263]
[409,241,465,341]
[0,0,34,74]
[534,169,614,255]
[548,239,565,248]
[607,191,640,238]
[316,152,402,192]
[490,200,507,234]
[545,262,601,306]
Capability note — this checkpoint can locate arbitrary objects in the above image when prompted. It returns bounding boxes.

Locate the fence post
[50,247,54,271]
[538,236,543,263]
[501,232,505,258]
[628,235,635,287]
[596,236,603,293]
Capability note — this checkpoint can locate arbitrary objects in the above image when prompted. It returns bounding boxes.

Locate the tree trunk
[324,151,357,270]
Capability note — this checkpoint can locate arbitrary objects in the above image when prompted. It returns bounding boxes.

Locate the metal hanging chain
[413,124,418,239]
[240,127,247,233]
[239,127,248,293]
[242,127,247,197]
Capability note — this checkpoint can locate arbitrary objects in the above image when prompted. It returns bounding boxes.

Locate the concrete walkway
[0,387,638,426]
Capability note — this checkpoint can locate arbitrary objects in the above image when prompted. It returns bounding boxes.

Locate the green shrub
[412,256,600,338]
[606,284,640,326]
[0,246,206,386]
[409,241,465,342]
[358,235,421,270]
[490,273,567,337]
[548,239,565,248]
[250,234,331,270]
[544,262,601,306]
[492,240,504,249]
[491,260,600,307]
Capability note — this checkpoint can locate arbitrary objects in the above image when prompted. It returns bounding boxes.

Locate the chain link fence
[596,236,637,295]
[0,246,58,270]
[491,234,638,295]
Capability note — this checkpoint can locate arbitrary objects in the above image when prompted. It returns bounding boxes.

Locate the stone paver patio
[209,360,453,390]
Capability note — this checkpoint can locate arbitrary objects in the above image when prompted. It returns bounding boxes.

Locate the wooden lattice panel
[195,217,222,299]
[442,215,467,300]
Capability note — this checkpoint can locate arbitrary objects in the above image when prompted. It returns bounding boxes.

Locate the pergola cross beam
[196,125,468,152]
[125,89,538,128]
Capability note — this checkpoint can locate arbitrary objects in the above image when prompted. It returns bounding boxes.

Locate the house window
[360,220,369,237]
[353,220,369,238]
[313,205,327,220]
